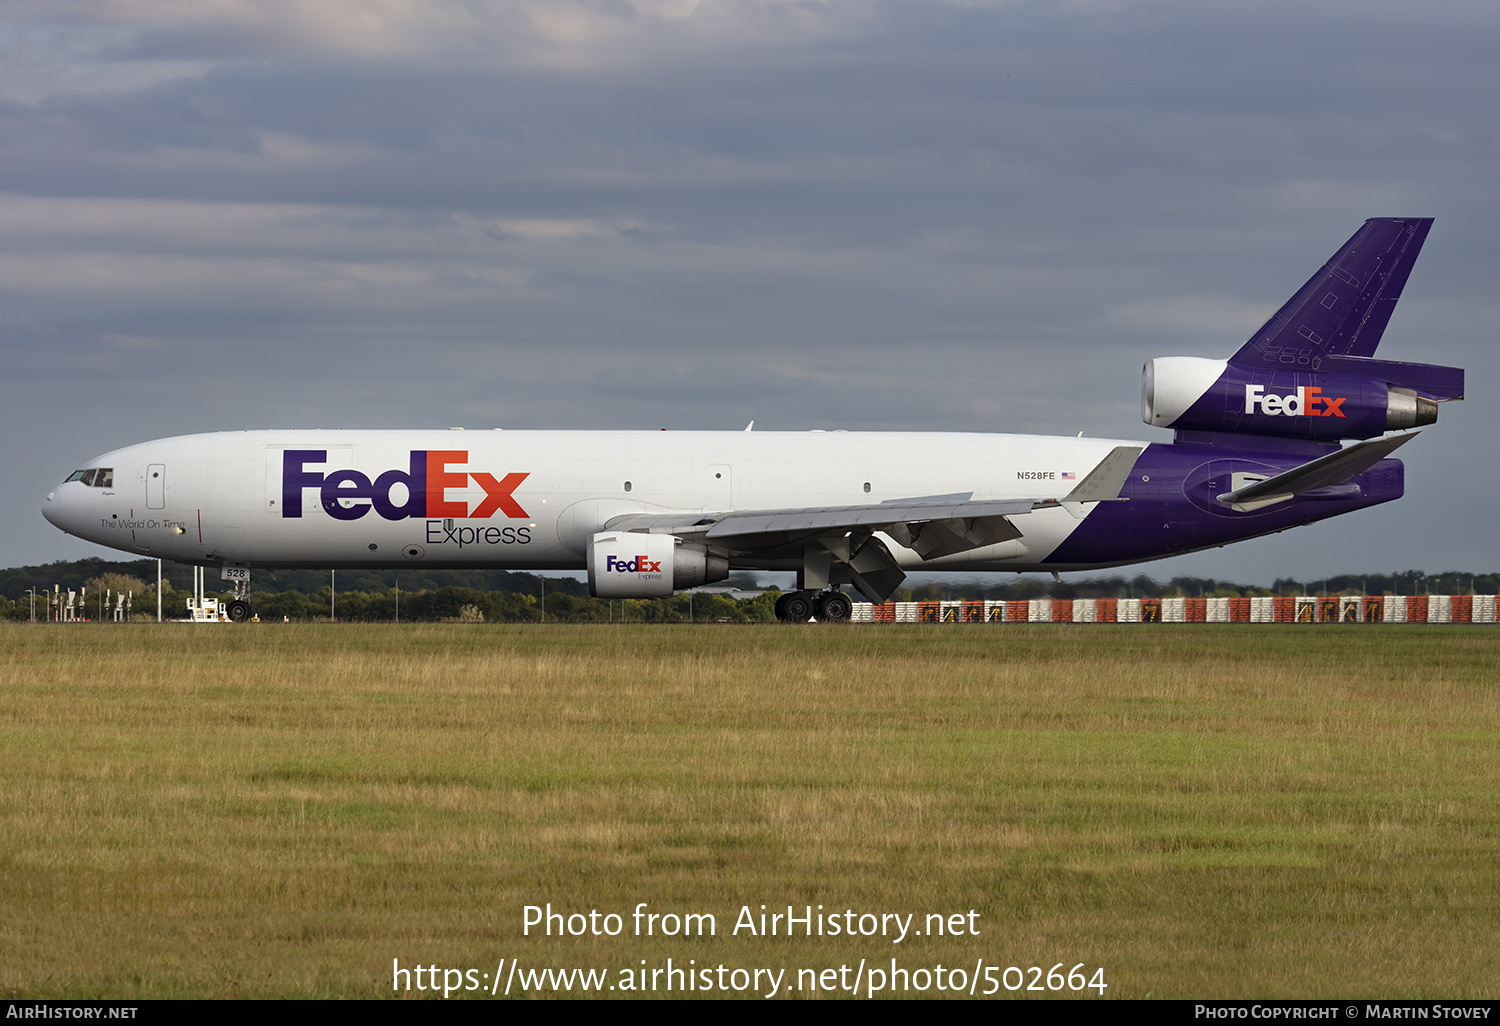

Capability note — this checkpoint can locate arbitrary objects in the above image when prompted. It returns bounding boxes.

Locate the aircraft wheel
[817,592,852,623]
[226,600,253,623]
[781,592,816,623]
[773,594,791,621]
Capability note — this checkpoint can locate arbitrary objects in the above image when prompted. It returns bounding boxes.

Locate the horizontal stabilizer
[1216,431,1417,512]
[1320,355,1464,402]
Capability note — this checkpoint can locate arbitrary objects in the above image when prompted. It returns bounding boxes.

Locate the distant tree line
[0,557,778,623]
[2,557,1497,623]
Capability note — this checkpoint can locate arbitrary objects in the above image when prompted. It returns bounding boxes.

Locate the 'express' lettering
[426,521,532,547]
[282,450,528,521]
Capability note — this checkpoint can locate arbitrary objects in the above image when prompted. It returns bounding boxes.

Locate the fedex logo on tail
[282,450,528,521]
[1244,385,1347,418]
[605,555,662,574]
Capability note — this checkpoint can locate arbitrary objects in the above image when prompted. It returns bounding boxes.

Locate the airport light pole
[26,588,35,623]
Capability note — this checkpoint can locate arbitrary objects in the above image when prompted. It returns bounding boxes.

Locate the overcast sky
[5,0,1497,584]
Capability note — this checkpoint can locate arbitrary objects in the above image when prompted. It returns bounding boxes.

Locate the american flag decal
[1061,472,1076,480]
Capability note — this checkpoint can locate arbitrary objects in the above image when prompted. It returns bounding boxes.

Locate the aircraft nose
[41,487,71,531]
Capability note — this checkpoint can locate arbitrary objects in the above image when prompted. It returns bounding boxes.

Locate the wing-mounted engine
[586,531,729,598]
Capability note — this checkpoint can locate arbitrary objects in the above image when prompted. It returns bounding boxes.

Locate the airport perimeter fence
[850,595,1499,624]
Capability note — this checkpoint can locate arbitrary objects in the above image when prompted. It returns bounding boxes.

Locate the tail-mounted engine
[1140,218,1463,442]
[1143,357,1453,441]
[586,531,729,598]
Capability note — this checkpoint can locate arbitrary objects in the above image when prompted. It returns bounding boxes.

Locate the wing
[605,445,1143,602]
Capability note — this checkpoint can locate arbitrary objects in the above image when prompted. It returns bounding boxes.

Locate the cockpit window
[65,468,114,488]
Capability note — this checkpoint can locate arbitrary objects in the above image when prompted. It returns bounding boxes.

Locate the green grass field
[1,622,1496,999]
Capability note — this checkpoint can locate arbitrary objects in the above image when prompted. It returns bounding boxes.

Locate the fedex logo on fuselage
[1244,385,1346,418]
[282,450,528,521]
[605,555,662,574]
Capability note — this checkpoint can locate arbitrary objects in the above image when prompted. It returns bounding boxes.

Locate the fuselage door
[706,464,733,510]
[147,464,166,509]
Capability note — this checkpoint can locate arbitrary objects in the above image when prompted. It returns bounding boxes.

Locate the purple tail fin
[1230,218,1432,369]
[1144,218,1463,443]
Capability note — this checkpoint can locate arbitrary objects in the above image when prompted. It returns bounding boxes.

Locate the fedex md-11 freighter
[42,218,1463,623]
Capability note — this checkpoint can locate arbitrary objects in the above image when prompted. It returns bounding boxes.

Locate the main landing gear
[774,590,853,624]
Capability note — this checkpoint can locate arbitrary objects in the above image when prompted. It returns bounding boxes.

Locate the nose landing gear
[222,567,254,623]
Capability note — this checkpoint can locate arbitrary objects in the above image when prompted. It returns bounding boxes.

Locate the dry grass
[1,623,1497,998]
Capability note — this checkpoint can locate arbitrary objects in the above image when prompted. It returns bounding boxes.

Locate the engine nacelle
[586,531,729,598]
[1143,357,1438,441]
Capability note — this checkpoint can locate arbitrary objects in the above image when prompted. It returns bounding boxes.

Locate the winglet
[1062,446,1144,503]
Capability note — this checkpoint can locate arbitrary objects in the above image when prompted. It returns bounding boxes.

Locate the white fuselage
[40,429,1138,572]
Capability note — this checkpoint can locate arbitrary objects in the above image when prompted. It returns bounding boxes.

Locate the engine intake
[586,531,729,598]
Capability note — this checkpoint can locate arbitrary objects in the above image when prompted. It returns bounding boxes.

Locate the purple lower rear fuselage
[1046,437,1402,570]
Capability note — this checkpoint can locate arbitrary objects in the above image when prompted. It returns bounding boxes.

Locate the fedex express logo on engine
[282,450,528,521]
[1244,385,1346,418]
[605,554,662,574]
